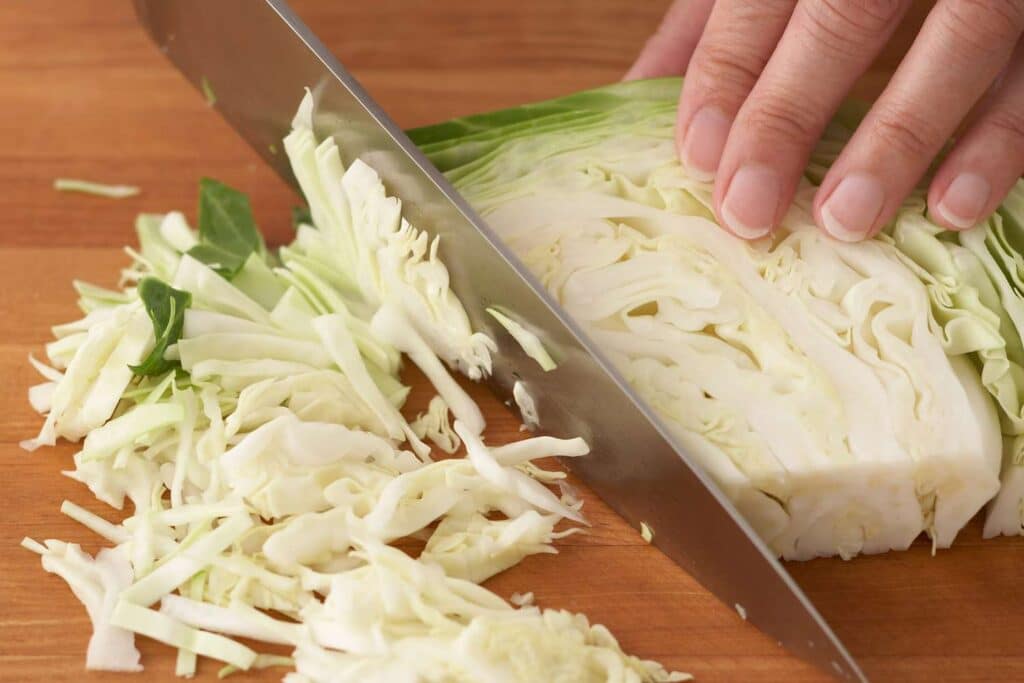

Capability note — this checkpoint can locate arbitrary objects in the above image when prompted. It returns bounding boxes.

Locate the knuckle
[694,40,768,96]
[869,107,942,159]
[984,106,1024,142]
[802,0,905,56]
[940,0,1024,59]
[732,0,800,23]
[741,95,822,144]
[853,0,907,23]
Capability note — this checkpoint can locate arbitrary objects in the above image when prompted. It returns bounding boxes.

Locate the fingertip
[678,106,731,181]
[928,172,992,231]
[625,0,715,83]
[623,57,656,82]
[815,172,887,242]
[716,163,780,240]
[622,50,656,82]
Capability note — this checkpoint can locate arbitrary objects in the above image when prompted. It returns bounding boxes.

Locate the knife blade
[133,1,865,680]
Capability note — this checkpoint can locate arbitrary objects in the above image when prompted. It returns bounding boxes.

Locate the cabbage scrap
[21,540,142,672]
[487,306,557,371]
[54,178,141,198]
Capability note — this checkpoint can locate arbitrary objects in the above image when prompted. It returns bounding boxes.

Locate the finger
[675,0,796,182]
[814,0,1024,241]
[712,0,910,239]
[929,45,1024,230]
[624,0,716,81]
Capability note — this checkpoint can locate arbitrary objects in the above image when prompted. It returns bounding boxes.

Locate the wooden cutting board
[2,2,1022,681]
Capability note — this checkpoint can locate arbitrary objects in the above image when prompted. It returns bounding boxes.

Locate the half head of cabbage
[411,78,1024,559]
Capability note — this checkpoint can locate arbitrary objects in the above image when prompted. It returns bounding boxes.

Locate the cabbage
[54,178,140,198]
[410,78,1024,558]
[487,306,557,371]
[22,92,685,682]
[21,539,142,672]
[811,109,1024,541]
[410,395,461,454]
[288,541,691,683]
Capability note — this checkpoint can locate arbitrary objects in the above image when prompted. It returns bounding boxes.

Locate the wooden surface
[2,2,1023,682]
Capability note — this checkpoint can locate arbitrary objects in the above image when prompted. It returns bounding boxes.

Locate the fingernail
[820,173,885,242]
[935,173,990,229]
[682,107,731,181]
[720,164,779,239]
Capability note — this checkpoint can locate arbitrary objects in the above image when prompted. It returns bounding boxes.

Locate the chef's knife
[133,1,865,680]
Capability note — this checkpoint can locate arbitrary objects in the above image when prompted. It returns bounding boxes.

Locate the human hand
[627,1,1024,241]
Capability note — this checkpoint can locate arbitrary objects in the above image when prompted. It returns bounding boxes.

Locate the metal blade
[133,1,865,679]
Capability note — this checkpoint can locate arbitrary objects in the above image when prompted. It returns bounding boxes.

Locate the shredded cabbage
[54,178,141,198]
[21,539,142,672]
[487,307,557,371]
[411,395,461,454]
[22,89,685,682]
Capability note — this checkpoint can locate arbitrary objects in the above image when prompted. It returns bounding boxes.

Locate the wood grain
[2,1,1022,682]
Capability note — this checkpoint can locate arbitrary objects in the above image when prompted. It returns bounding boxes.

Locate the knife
[133,1,865,680]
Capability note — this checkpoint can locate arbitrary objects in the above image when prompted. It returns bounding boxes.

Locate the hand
[627,0,1024,241]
